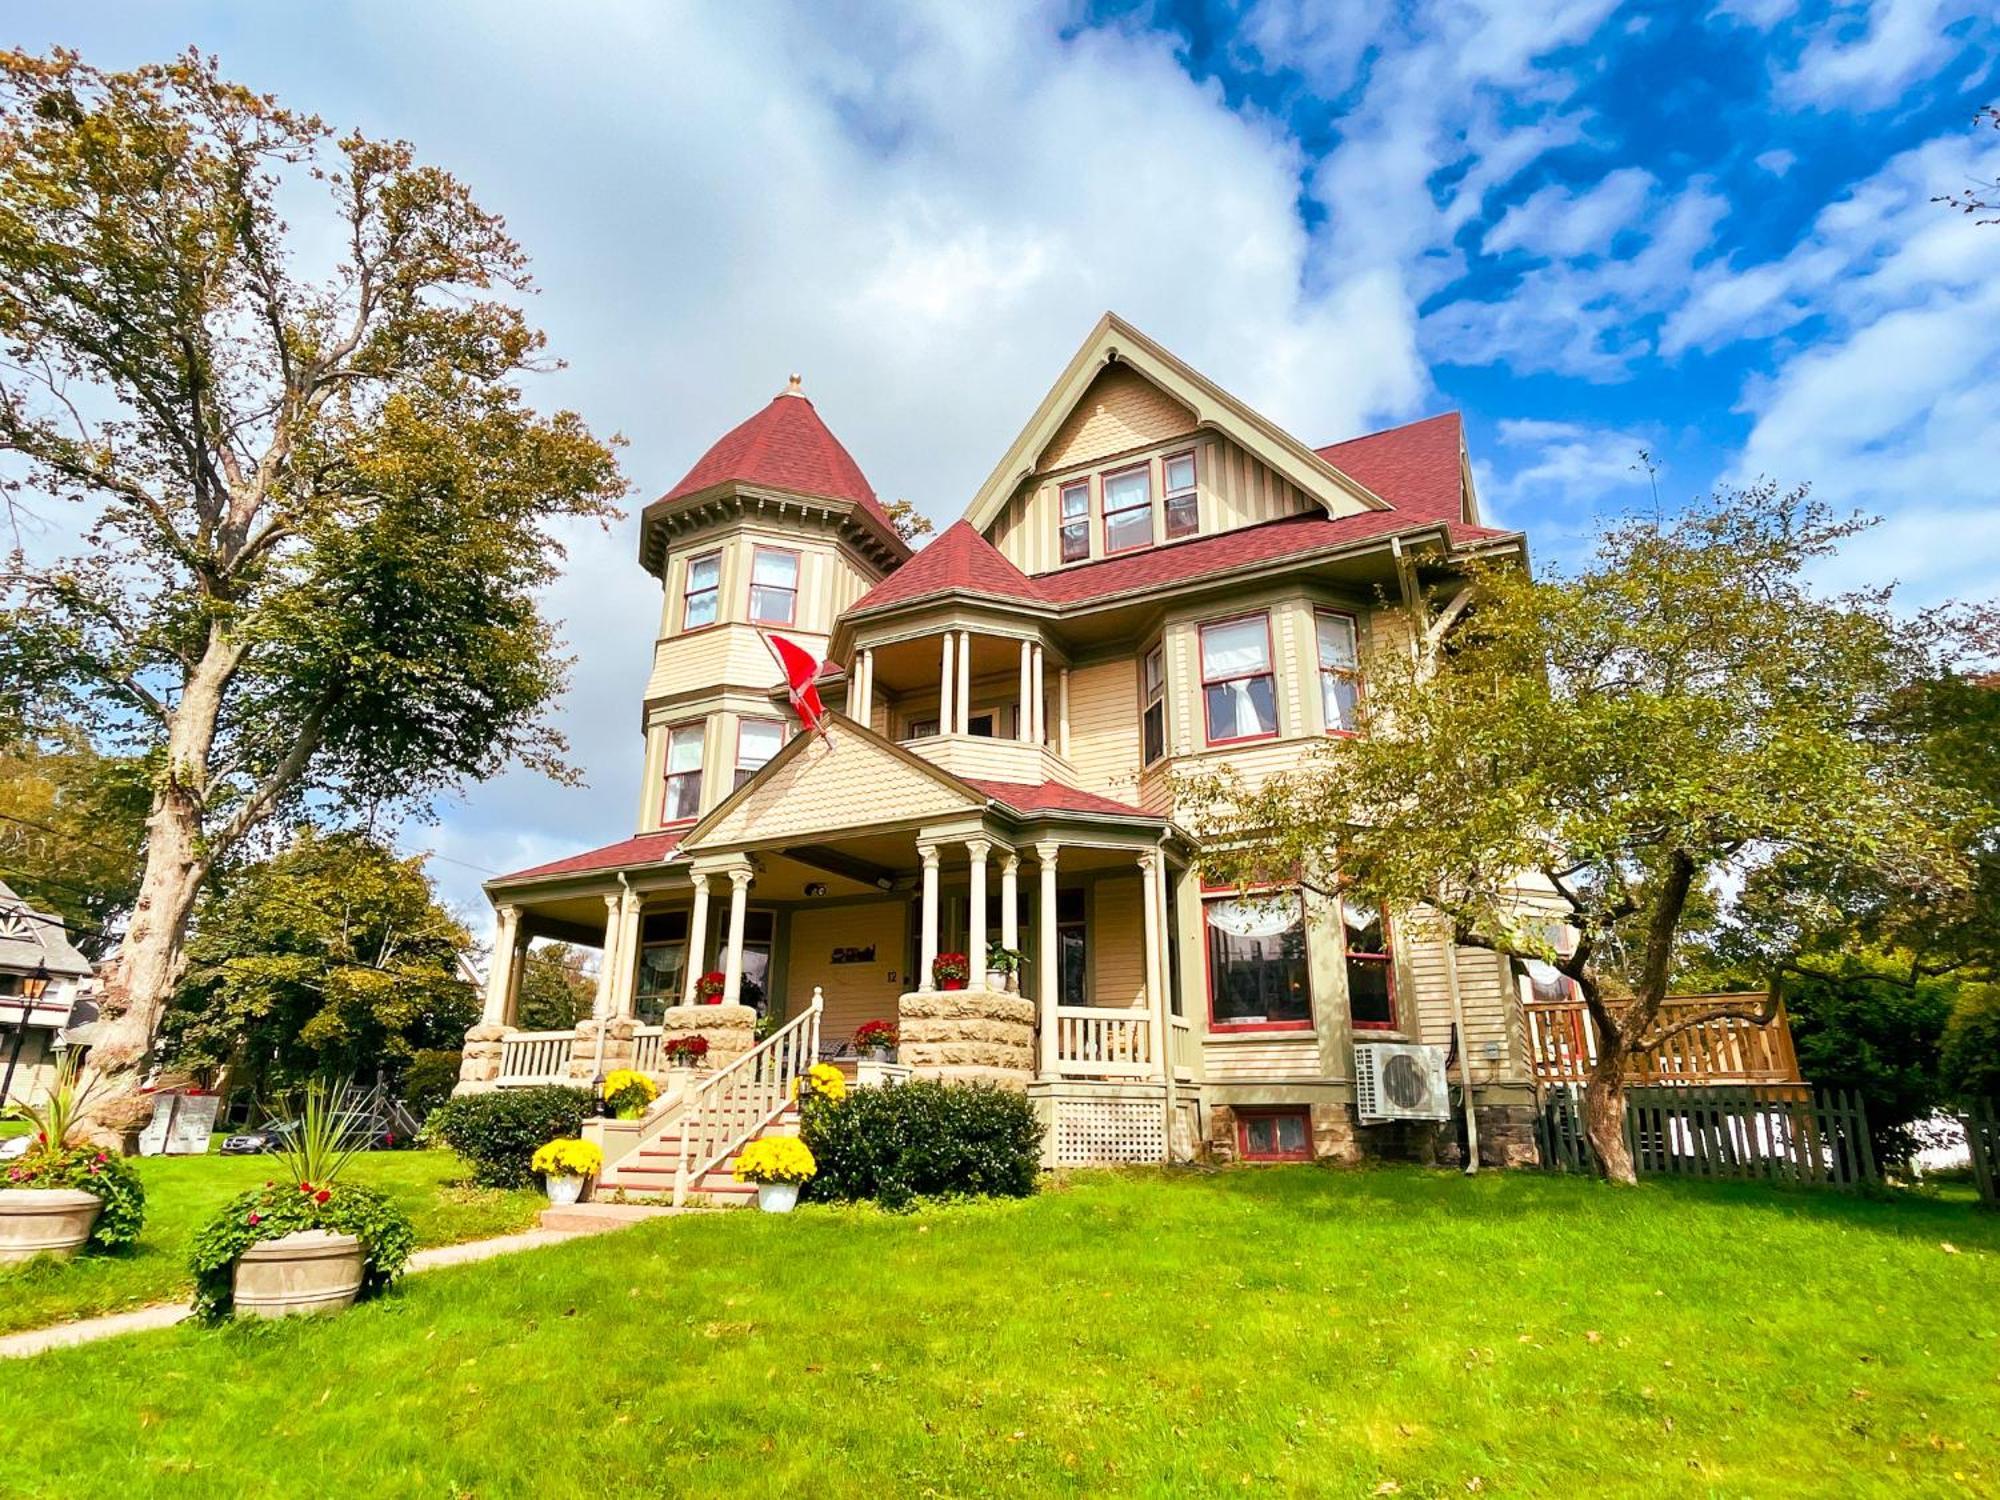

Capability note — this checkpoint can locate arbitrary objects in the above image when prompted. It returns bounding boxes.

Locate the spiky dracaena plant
[7,1049,98,1150]
[274,1078,369,1191]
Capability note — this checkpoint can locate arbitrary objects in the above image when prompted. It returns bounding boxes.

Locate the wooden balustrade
[1169,1015,1199,1082]
[671,990,823,1207]
[1525,993,1803,1088]
[497,1029,577,1085]
[630,1025,664,1074]
[1053,1005,1155,1079]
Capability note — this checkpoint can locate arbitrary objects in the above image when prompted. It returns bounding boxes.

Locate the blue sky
[11,1,2000,922]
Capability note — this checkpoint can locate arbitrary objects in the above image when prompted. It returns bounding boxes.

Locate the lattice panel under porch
[1053,1098,1167,1165]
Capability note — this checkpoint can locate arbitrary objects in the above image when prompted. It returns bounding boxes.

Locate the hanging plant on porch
[663,1034,709,1067]
[931,952,969,991]
[601,1069,658,1120]
[694,970,728,1003]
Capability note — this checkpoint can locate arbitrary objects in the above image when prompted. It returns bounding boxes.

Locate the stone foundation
[661,1003,756,1071]
[1206,1102,1363,1165]
[567,1016,638,1084]
[453,1024,511,1095]
[898,989,1035,1089]
[1204,1095,1539,1169]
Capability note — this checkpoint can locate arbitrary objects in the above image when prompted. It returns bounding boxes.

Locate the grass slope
[3,1168,1996,1496]
[0,1149,541,1335]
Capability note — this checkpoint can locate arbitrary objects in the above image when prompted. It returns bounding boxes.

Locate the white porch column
[1142,850,1177,1159]
[855,647,874,728]
[1017,639,1033,742]
[1058,667,1071,758]
[939,631,956,736]
[966,837,990,990]
[481,904,522,1026]
[591,894,621,1021]
[918,841,941,984]
[608,889,644,1019]
[956,629,973,734]
[1035,842,1060,1077]
[1030,643,1046,743]
[999,852,1020,951]
[682,874,713,1004]
[720,866,752,1006]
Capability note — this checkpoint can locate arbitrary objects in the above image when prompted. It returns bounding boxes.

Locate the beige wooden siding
[787,900,907,1040]
[1089,874,1148,1008]
[1201,434,1319,532]
[1202,1036,1324,1083]
[654,531,880,645]
[645,624,829,705]
[1399,909,1524,1082]
[1038,366,1196,472]
[1065,659,1141,801]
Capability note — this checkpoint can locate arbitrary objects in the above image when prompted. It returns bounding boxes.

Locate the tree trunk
[1583,1052,1636,1186]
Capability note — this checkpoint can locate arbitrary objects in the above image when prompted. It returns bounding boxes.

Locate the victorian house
[455,315,1548,1196]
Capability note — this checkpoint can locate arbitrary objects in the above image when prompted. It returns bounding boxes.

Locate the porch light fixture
[803,882,828,897]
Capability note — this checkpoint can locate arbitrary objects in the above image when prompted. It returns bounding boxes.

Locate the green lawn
[2,1169,1995,1497]
[0,1117,29,1137]
[0,1149,541,1335]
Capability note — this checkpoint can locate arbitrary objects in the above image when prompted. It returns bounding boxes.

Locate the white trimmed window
[748,548,799,626]
[1101,464,1154,554]
[681,551,721,630]
[661,723,705,823]
[734,718,786,791]
[1059,481,1090,563]
[1141,644,1166,765]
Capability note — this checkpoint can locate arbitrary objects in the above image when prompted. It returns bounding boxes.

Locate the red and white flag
[761,632,832,742]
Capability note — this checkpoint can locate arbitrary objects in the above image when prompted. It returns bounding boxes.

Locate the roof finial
[783,373,804,397]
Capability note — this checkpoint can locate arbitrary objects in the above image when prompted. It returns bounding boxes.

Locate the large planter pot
[545,1173,586,1206]
[867,1046,893,1064]
[985,972,1010,993]
[0,1187,102,1265]
[940,978,967,992]
[232,1229,365,1320]
[755,1181,800,1214]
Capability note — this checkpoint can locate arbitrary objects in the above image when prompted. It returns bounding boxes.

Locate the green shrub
[400,1050,463,1120]
[800,1079,1042,1210]
[423,1085,594,1188]
[188,1180,417,1320]
[1942,982,2000,1105]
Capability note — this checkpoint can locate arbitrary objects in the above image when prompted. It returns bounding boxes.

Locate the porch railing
[1053,1005,1155,1078]
[497,1029,577,1086]
[631,1025,664,1074]
[1525,993,1803,1088]
[1169,1014,1199,1082]
[672,989,823,1207]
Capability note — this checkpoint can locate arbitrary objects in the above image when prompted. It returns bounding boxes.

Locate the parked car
[218,1111,408,1155]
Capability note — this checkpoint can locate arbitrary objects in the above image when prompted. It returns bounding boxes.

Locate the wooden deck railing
[1053,1005,1155,1078]
[671,989,823,1207]
[497,1029,577,1085]
[1525,993,1802,1088]
[630,1025,664,1074]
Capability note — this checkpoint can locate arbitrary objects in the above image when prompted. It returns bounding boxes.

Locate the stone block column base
[661,1004,756,1072]
[898,989,1035,1089]
[453,1024,513,1096]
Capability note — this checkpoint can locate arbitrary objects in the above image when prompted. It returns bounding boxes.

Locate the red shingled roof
[495,830,682,884]
[962,778,1153,818]
[847,520,1043,614]
[660,385,892,530]
[1316,411,1467,524]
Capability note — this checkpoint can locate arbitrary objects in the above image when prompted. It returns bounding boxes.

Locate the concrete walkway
[0,1222,619,1360]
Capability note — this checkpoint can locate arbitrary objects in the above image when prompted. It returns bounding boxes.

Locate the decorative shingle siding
[1037,365,1196,473]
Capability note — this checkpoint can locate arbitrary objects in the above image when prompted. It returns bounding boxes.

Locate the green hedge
[400,1050,463,1121]
[800,1079,1043,1210]
[423,1085,594,1188]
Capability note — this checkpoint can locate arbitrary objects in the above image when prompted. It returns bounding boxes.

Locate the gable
[683,718,981,849]
[1037,366,1196,473]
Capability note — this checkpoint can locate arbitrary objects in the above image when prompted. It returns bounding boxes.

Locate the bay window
[1101,464,1154,554]
[1205,892,1311,1028]
[1059,481,1091,563]
[734,717,785,790]
[748,547,799,626]
[1343,900,1396,1029]
[1164,450,1198,539]
[1141,644,1166,765]
[1200,614,1278,744]
[1316,610,1362,734]
[661,723,705,823]
[681,551,721,630]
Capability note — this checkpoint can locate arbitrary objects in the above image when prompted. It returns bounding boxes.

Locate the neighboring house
[0,880,95,1107]
[456,314,1549,1174]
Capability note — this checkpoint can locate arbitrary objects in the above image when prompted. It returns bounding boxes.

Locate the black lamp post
[1,963,50,1107]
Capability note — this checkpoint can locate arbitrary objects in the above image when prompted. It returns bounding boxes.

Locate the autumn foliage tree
[0,50,626,1134]
[1184,486,1983,1183]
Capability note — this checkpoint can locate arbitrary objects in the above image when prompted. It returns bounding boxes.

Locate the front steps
[537,1201,682,1232]
[596,1104,803,1208]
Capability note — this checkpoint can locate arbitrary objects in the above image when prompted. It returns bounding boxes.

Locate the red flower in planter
[248,1213,261,1226]
[694,970,728,1003]
[299,1181,314,1194]
[315,1189,331,1204]
[931,952,970,990]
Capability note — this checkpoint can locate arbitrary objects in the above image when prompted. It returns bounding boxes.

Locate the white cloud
[1484,169,1658,259]
[1755,148,1797,175]
[1477,418,1658,543]
[1773,0,1986,111]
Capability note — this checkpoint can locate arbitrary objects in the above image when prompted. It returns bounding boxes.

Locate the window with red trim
[681,551,721,630]
[1101,464,1154,554]
[1140,644,1166,766]
[733,717,785,791]
[1200,615,1277,744]
[1164,450,1198,539]
[748,547,799,626]
[661,723,705,823]
[1343,900,1396,1028]
[1237,1107,1312,1161]
[1059,481,1091,563]
[1205,892,1311,1028]
[1316,610,1362,734]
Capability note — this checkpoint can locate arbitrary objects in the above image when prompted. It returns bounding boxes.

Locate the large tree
[159,828,477,1093]
[0,730,149,956]
[0,50,624,1129]
[1184,486,1982,1183]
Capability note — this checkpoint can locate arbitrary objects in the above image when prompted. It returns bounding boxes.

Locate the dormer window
[682,551,721,630]
[1059,481,1090,563]
[748,547,799,626]
[1101,465,1153,554]
[1164,451,1198,539]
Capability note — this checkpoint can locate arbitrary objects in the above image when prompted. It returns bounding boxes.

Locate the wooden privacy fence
[1536,1084,1878,1187]
[1963,1099,1998,1207]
